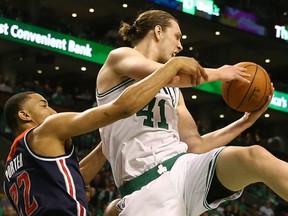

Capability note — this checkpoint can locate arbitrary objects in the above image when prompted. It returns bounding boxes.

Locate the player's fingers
[195,67,202,86]
[237,75,251,83]
[199,65,208,81]
[238,71,251,77]
[191,73,197,86]
[259,84,274,111]
[192,65,205,86]
[231,70,251,83]
[259,96,271,113]
[270,83,275,95]
[266,83,274,102]
[235,66,247,72]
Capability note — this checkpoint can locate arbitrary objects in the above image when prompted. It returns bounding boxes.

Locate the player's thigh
[169,148,227,215]
[215,145,268,191]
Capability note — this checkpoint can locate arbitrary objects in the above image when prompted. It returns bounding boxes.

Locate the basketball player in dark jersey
[3,56,206,216]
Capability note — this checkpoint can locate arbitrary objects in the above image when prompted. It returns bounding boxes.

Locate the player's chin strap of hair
[119,152,185,197]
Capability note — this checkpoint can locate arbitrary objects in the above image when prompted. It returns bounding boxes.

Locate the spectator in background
[223,204,234,216]
[251,204,260,216]
[265,188,279,207]
[0,197,17,216]
[51,85,66,105]
[99,183,119,207]
[85,184,97,216]
[259,200,275,216]
[235,197,248,214]
[0,75,13,93]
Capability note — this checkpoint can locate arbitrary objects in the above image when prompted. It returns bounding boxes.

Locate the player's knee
[242,145,270,168]
[247,145,268,158]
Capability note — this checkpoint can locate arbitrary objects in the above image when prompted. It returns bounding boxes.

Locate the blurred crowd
[0,0,288,215]
[0,73,96,111]
[1,0,288,48]
[0,0,125,48]
[1,0,288,93]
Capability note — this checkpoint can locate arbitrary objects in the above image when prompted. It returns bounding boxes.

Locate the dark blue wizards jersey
[3,128,90,216]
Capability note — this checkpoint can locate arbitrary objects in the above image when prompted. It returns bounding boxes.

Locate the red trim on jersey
[59,159,74,197]
[79,204,85,216]
[7,128,31,161]
[58,159,86,216]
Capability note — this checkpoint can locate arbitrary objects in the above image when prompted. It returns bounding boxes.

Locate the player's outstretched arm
[202,65,250,84]
[41,57,206,140]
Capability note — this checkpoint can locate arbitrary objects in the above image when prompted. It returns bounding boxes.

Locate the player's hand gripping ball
[221,62,272,112]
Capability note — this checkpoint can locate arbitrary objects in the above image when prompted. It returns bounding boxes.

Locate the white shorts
[118,147,243,216]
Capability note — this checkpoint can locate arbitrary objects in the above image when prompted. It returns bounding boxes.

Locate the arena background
[0,0,288,215]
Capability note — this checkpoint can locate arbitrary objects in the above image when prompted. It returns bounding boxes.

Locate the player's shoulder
[109,47,142,59]
[111,46,135,53]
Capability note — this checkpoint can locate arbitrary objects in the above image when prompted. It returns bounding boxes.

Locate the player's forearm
[114,58,181,116]
[200,68,220,84]
[200,66,250,85]
[187,117,252,153]
[200,117,253,151]
[79,142,106,184]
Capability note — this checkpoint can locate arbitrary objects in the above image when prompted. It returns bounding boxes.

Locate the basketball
[221,62,272,112]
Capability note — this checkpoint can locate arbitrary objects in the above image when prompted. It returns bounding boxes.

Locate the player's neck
[134,40,160,61]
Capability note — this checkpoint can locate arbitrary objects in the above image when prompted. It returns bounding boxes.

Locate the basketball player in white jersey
[96,9,288,216]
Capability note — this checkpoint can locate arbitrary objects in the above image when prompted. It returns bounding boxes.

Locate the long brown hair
[119,10,178,46]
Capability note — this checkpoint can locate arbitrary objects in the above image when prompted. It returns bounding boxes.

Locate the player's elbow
[188,145,204,154]
[186,138,207,154]
[114,96,142,118]
[113,78,154,118]
[120,103,139,118]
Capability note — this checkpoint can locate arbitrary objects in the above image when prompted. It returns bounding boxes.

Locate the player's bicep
[110,48,163,80]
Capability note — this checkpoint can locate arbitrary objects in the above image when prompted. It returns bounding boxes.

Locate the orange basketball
[221,62,272,112]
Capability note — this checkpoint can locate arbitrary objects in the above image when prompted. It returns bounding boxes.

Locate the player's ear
[154,25,163,40]
[18,110,32,121]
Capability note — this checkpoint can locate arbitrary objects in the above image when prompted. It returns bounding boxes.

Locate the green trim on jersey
[203,148,224,211]
[119,153,185,196]
[96,78,134,97]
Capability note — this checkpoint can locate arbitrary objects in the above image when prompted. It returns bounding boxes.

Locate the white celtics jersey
[96,79,188,187]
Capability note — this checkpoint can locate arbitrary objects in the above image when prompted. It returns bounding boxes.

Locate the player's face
[22,93,57,125]
[158,20,183,63]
